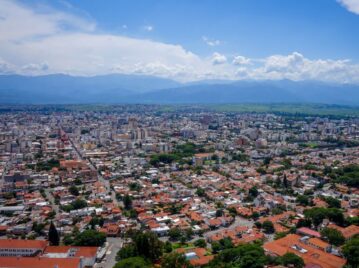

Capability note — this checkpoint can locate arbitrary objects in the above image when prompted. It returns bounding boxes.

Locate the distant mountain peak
[0,74,358,105]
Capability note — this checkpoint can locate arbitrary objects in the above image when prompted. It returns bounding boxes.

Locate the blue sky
[51,0,359,60]
[1,0,359,82]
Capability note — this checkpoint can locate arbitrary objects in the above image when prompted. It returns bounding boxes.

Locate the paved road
[1,157,11,181]
[44,188,59,214]
[65,130,118,205]
[95,237,123,268]
[60,129,123,268]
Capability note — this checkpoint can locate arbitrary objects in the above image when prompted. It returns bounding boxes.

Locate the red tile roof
[0,239,48,249]
[44,246,98,258]
[264,234,346,268]
[0,257,80,268]
[297,227,321,238]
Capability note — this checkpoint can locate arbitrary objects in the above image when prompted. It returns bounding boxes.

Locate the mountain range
[0,74,359,105]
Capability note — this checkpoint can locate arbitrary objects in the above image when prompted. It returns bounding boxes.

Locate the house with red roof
[0,239,48,257]
[44,245,99,267]
[0,257,81,268]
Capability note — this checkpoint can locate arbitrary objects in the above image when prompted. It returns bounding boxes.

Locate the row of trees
[113,227,359,268]
[48,221,106,247]
[114,231,193,268]
[303,207,345,227]
[327,164,359,187]
[207,242,304,268]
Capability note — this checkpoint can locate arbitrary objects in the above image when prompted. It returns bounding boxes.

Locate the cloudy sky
[1,0,359,82]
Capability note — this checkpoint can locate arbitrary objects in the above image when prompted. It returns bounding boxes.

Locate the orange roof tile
[264,234,346,268]
[0,239,47,249]
[0,257,80,268]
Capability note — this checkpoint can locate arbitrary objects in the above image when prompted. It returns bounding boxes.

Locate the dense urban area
[0,105,358,268]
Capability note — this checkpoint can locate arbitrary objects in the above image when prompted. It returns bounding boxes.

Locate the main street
[64,129,118,206]
[64,128,122,267]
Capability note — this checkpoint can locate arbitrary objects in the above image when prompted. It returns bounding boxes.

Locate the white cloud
[0,58,14,74]
[242,52,358,83]
[338,0,359,15]
[0,0,95,41]
[144,25,154,31]
[211,52,227,65]
[264,52,304,72]
[232,55,251,65]
[202,36,221,46]
[0,0,359,83]
[21,62,49,73]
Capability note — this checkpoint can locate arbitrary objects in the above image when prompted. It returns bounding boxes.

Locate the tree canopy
[262,220,275,234]
[342,237,359,267]
[329,164,359,187]
[161,252,191,268]
[207,243,267,268]
[304,207,344,227]
[73,229,106,247]
[278,253,304,268]
[320,227,345,246]
[113,256,151,268]
[48,221,59,246]
[116,231,163,262]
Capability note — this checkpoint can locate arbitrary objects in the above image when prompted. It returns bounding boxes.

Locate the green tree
[164,241,173,253]
[194,239,206,248]
[251,212,260,220]
[185,228,194,240]
[129,182,141,192]
[168,204,182,215]
[220,237,233,250]
[32,222,45,235]
[113,257,150,268]
[325,196,341,208]
[304,207,344,227]
[69,185,79,196]
[168,227,182,241]
[89,216,105,229]
[296,218,312,228]
[327,208,345,226]
[211,241,221,254]
[116,244,137,261]
[161,252,191,268]
[283,174,289,188]
[73,229,106,247]
[216,209,224,217]
[72,198,88,210]
[133,231,163,262]
[196,187,206,197]
[263,157,271,166]
[123,194,133,210]
[346,216,359,226]
[296,195,309,206]
[274,232,287,240]
[48,221,60,246]
[249,186,259,198]
[279,252,304,268]
[320,227,345,246]
[262,220,275,234]
[227,207,237,217]
[342,238,359,267]
[116,231,163,262]
[208,243,267,268]
[63,234,74,245]
[254,221,262,229]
